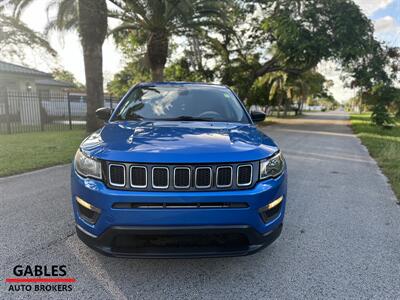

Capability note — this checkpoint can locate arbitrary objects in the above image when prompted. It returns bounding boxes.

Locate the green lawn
[0,130,86,177]
[350,113,400,201]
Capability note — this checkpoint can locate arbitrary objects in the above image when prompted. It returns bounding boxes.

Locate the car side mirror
[96,107,112,121]
[251,111,266,123]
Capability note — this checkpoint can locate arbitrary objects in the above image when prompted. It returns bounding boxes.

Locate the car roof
[136,81,228,89]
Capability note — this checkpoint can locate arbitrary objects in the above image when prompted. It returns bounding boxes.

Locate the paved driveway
[1,112,399,299]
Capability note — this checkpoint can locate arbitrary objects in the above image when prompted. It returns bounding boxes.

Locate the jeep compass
[71,82,287,257]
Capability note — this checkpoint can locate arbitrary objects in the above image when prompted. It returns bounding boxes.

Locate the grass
[0,130,86,177]
[0,122,85,134]
[350,113,400,201]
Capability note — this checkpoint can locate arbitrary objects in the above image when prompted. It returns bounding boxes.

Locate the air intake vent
[195,167,212,188]
[152,167,169,189]
[109,164,125,187]
[174,167,190,188]
[217,166,232,187]
[113,202,249,209]
[130,166,147,188]
[237,165,252,186]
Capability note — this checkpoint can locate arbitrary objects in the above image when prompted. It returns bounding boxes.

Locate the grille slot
[237,165,252,186]
[216,166,233,187]
[109,164,126,187]
[195,167,212,188]
[130,166,147,188]
[152,167,169,189]
[174,167,190,188]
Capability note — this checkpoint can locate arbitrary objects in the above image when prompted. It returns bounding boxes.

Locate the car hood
[80,121,279,163]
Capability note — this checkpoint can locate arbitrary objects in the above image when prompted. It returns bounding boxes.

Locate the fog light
[76,196,101,224]
[259,196,284,223]
[267,196,283,210]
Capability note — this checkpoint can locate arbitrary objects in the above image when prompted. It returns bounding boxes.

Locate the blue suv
[71,82,287,257]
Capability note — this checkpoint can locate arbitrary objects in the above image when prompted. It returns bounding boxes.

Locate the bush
[371,104,394,126]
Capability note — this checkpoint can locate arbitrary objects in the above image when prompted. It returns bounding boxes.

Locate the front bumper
[76,223,283,258]
[71,168,287,257]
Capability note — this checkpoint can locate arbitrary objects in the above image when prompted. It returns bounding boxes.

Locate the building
[0,60,74,93]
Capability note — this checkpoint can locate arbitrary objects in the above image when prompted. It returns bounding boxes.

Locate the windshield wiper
[113,116,143,121]
[158,116,215,122]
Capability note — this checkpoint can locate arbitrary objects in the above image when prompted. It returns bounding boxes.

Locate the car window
[112,85,250,123]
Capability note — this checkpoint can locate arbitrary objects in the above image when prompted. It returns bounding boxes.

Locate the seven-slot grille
[106,162,257,191]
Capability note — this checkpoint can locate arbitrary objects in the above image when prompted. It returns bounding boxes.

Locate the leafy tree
[317,96,339,111]
[107,57,208,98]
[371,103,394,127]
[164,58,206,82]
[365,84,400,126]
[107,60,151,98]
[52,68,84,88]
[188,0,392,102]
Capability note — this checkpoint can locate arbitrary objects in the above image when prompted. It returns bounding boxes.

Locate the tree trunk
[151,66,164,82]
[298,98,305,115]
[277,94,282,117]
[283,99,288,117]
[83,44,104,131]
[147,30,169,82]
[78,0,107,133]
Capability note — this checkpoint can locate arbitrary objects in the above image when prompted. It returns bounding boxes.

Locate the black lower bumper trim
[76,224,283,258]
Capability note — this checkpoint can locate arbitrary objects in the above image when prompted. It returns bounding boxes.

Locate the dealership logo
[5,265,76,292]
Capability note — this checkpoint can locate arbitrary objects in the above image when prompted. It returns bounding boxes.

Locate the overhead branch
[255,57,309,78]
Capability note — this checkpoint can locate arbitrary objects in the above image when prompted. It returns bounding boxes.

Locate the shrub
[371,104,394,126]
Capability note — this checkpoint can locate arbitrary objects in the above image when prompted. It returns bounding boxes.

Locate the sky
[9,0,400,103]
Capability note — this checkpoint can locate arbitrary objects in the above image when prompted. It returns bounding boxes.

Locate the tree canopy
[52,68,84,89]
[0,2,56,59]
[5,0,400,125]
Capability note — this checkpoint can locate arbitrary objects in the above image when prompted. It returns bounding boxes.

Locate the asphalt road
[1,111,399,299]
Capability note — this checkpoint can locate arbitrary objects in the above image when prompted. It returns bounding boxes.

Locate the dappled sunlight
[266,118,350,126]
[270,128,355,138]
[358,133,400,143]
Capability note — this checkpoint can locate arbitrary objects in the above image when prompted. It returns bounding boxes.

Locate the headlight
[260,152,285,180]
[74,149,102,179]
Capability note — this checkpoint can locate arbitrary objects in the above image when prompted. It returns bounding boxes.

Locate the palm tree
[11,0,107,132]
[109,0,228,81]
[285,71,326,115]
[267,72,288,117]
[286,75,309,116]
[78,0,107,131]
[0,2,56,58]
[11,0,227,129]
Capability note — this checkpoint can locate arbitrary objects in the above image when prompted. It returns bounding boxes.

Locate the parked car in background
[71,82,287,257]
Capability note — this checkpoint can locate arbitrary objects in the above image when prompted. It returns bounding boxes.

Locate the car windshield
[112,85,250,123]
